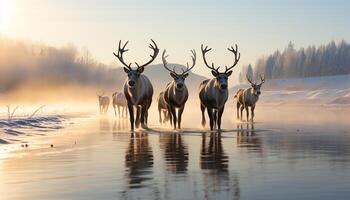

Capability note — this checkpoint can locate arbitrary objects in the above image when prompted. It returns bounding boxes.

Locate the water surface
[1,105,350,200]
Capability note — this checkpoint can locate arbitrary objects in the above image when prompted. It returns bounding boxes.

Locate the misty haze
[1,1,350,200]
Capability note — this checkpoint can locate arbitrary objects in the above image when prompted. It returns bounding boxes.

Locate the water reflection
[201,132,240,199]
[124,132,154,189]
[99,117,111,132]
[236,123,262,150]
[112,118,129,132]
[159,133,188,174]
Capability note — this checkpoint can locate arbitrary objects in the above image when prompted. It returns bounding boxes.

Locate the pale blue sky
[2,0,350,77]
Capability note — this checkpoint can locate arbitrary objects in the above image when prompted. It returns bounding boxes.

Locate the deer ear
[211,70,218,77]
[170,72,177,79]
[137,67,144,73]
[123,67,130,73]
[226,70,233,77]
[183,73,189,78]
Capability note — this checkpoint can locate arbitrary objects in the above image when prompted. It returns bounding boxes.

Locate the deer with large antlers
[161,49,196,129]
[199,44,240,130]
[113,40,159,130]
[234,74,265,122]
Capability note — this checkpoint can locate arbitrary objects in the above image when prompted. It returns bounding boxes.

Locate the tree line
[0,37,123,92]
[239,40,350,83]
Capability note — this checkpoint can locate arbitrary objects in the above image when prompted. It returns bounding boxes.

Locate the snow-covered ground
[230,74,350,105]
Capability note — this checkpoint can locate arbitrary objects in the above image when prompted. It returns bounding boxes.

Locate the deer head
[96,92,105,100]
[246,74,265,96]
[201,44,240,90]
[113,40,159,88]
[162,49,196,90]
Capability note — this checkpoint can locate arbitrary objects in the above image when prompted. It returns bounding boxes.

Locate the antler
[135,39,159,70]
[246,74,254,85]
[225,44,240,73]
[162,49,177,74]
[96,92,105,97]
[260,74,265,84]
[201,44,220,73]
[181,49,196,75]
[113,40,132,70]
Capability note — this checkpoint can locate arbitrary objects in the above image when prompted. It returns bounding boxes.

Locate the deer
[97,93,110,114]
[161,49,196,129]
[234,74,265,122]
[113,39,159,130]
[112,91,128,117]
[199,44,240,130]
[157,91,170,124]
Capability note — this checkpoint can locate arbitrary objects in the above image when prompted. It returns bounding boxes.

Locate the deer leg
[207,106,214,131]
[200,103,206,127]
[236,102,240,120]
[135,107,141,128]
[158,108,162,124]
[117,106,120,117]
[178,105,185,129]
[163,110,168,123]
[167,105,173,126]
[251,106,255,122]
[140,105,147,129]
[113,105,116,116]
[127,103,134,131]
[218,106,225,130]
[169,105,177,129]
[213,110,218,129]
[240,106,244,121]
[245,106,249,122]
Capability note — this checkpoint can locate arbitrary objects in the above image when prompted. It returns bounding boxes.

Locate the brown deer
[112,91,128,117]
[199,44,240,130]
[157,91,170,124]
[113,40,159,130]
[97,92,110,114]
[234,74,265,122]
[162,49,196,129]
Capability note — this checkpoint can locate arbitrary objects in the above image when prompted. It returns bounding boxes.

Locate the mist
[0,36,128,102]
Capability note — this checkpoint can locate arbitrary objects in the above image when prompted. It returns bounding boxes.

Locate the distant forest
[0,37,122,92]
[239,40,350,82]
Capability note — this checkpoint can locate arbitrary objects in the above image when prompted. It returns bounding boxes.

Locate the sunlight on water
[0,105,350,200]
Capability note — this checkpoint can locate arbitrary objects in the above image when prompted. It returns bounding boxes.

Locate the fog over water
[1,103,350,200]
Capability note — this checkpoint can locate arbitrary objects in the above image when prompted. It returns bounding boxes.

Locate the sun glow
[0,0,14,33]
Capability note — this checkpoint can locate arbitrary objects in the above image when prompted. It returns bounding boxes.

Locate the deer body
[112,92,128,117]
[123,75,153,128]
[98,95,110,114]
[234,75,265,121]
[113,39,159,130]
[199,44,240,131]
[161,49,196,129]
[199,79,228,110]
[164,81,189,129]
[157,91,170,124]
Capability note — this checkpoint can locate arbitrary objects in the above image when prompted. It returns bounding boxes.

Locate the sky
[1,0,350,77]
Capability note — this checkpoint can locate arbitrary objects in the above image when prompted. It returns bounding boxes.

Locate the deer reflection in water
[99,117,111,132]
[159,133,189,174]
[124,132,154,188]
[112,118,129,132]
[201,132,240,199]
[236,123,262,151]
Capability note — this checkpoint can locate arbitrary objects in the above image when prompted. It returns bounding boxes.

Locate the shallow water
[0,105,350,200]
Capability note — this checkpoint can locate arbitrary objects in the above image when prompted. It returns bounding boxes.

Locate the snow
[230,74,350,105]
